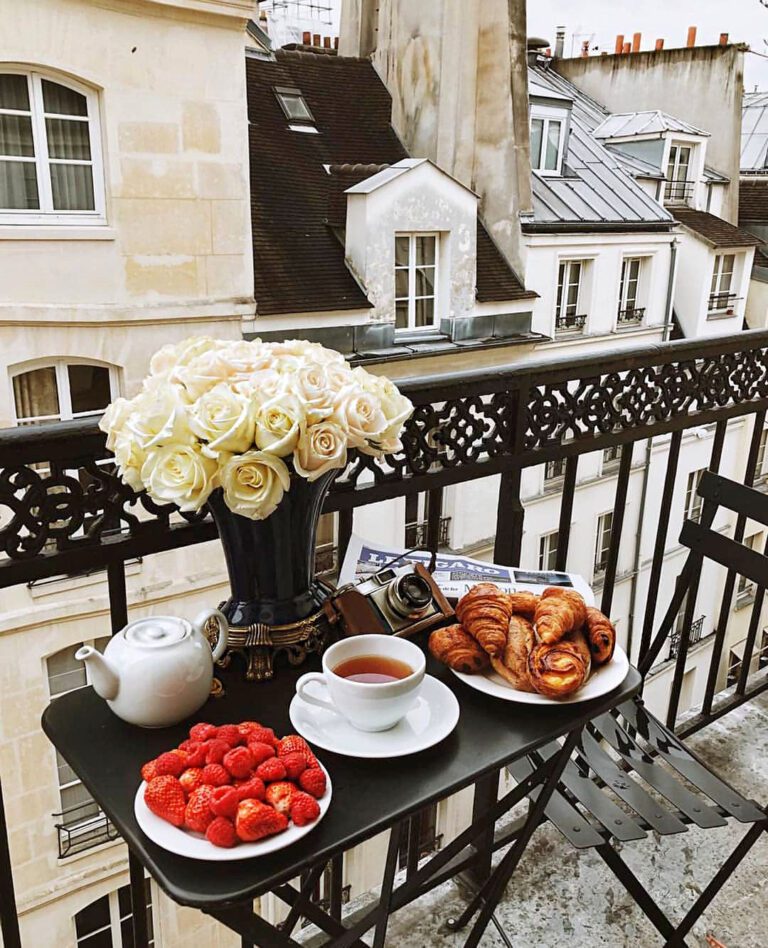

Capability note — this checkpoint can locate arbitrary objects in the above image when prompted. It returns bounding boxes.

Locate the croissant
[533,587,588,645]
[585,606,616,665]
[455,583,514,657]
[490,615,536,692]
[506,591,539,619]
[528,628,591,699]
[429,624,490,674]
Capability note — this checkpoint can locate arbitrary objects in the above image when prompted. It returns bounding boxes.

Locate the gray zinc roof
[593,110,709,140]
[527,64,674,229]
[741,91,768,171]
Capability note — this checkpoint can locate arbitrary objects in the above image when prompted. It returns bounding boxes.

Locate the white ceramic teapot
[75,608,228,728]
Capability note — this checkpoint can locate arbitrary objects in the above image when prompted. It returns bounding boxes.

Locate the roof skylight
[275,86,314,124]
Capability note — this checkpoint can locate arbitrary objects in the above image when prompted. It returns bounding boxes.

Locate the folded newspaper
[339,534,595,605]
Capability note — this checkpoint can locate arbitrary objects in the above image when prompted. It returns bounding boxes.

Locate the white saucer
[289,674,460,758]
[134,762,331,861]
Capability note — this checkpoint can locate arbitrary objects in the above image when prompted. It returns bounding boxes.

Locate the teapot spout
[75,646,119,701]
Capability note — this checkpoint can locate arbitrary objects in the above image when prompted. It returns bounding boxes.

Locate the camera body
[325,562,454,638]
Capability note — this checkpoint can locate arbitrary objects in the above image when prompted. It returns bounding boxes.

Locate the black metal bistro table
[42,649,641,948]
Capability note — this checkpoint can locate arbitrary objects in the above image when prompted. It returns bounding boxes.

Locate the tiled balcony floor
[375,693,768,947]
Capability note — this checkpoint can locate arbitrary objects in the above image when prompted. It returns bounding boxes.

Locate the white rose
[113,429,147,491]
[254,393,303,457]
[358,434,403,458]
[325,361,356,393]
[292,363,335,422]
[219,340,273,381]
[99,396,132,451]
[353,369,413,441]
[219,450,290,520]
[293,421,348,481]
[233,368,285,404]
[172,348,237,400]
[330,385,387,448]
[126,384,195,450]
[149,336,221,379]
[189,383,255,457]
[140,443,217,511]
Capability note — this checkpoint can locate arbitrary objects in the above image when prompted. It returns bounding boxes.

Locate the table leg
[279,862,325,936]
[466,771,500,885]
[371,823,404,948]
[128,851,149,948]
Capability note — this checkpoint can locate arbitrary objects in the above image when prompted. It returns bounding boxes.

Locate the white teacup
[296,635,426,732]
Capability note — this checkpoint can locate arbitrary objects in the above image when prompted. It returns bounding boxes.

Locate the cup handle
[296,673,337,714]
[192,608,229,662]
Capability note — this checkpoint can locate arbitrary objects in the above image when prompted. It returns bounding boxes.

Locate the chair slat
[534,742,647,843]
[679,521,768,588]
[591,713,728,829]
[617,702,766,823]
[506,758,604,849]
[579,731,688,836]
[698,471,768,528]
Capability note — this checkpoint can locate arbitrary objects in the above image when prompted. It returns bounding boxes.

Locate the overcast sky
[526,0,768,90]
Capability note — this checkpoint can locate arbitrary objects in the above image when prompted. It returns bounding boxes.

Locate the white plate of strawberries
[134,720,331,860]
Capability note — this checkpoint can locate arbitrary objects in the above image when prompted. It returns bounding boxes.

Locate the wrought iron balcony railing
[555,313,587,332]
[668,615,706,661]
[405,516,451,550]
[617,306,645,325]
[52,802,119,859]
[664,180,695,203]
[708,292,740,316]
[3,329,768,947]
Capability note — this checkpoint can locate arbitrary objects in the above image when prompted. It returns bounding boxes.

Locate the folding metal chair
[450,472,768,946]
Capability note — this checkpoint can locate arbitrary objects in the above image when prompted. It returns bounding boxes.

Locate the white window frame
[530,106,567,176]
[555,259,587,331]
[394,232,439,334]
[617,256,645,325]
[75,881,156,947]
[708,253,737,314]
[664,142,693,203]
[756,429,768,482]
[685,469,705,522]
[737,534,760,601]
[10,358,118,424]
[538,530,559,572]
[0,68,105,225]
[594,511,613,576]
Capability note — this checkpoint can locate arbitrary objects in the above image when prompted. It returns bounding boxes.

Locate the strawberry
[178,738,198,754]
[223,746,254,779]
[237,721,264,741]
[234,776,266,802]
[255,758,287,783]
[201,763,231,787]
[246,724,278,747]
[184,742,208,768]
[144,776,185,827]
[205,739,231,765]
[184,786,215,834]
[210,785,241,820]
[179,767,205,796]
[189,722,218,742]
[235,799,288,842]
[247,741,276,766]
[277,735,312,759]
[206,816,237,848]
[290,790,321,827]
[216,724,243,747]
[141,759,159,783]
[155,751,187,777]
[265,781,296,815]
[299,767,327,799]
[281,752,307,780]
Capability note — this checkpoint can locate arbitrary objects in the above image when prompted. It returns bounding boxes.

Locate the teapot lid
[124,616,188,648]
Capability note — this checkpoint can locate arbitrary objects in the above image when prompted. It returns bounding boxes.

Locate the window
[737,534,760,601]
[664,143,693,203]
[759,629,768,670]
[602,445,621,469]
[75,881,154,947]
[395,233,438,332]
[11,360,116,424]
[538,531,559,572]
[397,803,441,870]
[709,253,736,314]
[530,108,565,174]
[555,260,587,331]
[726,649,741,688]
[594,512,613,575]
[685,469,705,522]
[544,457,566,482]
[0,71,104,222]
[274,86,314,123]
[48,640,117,856]
[757,430,768,483]
[617,257,645,324]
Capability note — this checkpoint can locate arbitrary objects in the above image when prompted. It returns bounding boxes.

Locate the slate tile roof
[673,207,762,248]
[246,49,532,315]
[739,179,768,223]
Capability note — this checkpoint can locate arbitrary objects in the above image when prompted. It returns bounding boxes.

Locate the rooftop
[741,91,768,172]
[593,109,709,140]
[673,206,763,248]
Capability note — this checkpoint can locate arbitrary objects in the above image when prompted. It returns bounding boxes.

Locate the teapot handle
[192,608,229,662]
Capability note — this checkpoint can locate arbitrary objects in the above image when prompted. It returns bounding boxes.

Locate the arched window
[11,359,117,425]
[0,70,104,223]
[74,881,155,947]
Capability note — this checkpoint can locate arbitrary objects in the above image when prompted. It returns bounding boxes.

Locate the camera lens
[386,572,433,618]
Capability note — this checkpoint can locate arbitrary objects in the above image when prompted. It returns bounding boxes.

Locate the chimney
[686,26,697,48]
[555,26,565,58]
[545,47,552,58]
[655,38,664,51]
[622,42,631,54]
[323,35,331,48]
[581,39,589,58]
[720,33,729,46]
[313,33,321,46]
[302,31,311,45]
[614,34,624,55]
[632,32,641,53]
[334,36,339,50]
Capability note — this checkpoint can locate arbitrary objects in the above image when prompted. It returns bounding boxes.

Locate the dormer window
[665,143,693,204]
[530,106,566,175]
[274,87,316,131]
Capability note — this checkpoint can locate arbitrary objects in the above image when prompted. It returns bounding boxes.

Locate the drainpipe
[662,237,678,341]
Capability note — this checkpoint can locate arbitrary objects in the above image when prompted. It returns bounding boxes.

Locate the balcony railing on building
[708,292,740,317]
[664,179,695,203]
[617,306,645,326]
[405,516,451,550]
[52,801,119,858]
[555,312,587,332]
[668,615,705,661]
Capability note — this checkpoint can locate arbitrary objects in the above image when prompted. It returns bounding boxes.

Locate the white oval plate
[289,674,459,758]
[134,762,332,861]
[450,645,629,705]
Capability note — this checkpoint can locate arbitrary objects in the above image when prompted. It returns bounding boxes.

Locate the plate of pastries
[428,583,628,703]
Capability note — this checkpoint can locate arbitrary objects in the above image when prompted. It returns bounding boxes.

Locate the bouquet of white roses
[99,337,413,520]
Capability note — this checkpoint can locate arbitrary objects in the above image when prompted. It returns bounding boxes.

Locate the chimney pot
[334,36,339,49]
[720,32,729,45]
[302,31,311,45]
[581,39,589,58]
[655,38,664,50]
[615,34,624,55]
[313,33,321,47]
[545,47,552,57]
[555,26,566,58]
[323,35,331,48]
[622,42,631,54]
[686,25,697,47]
[632,32,641,52]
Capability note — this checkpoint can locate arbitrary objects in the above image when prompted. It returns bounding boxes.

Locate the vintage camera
[325,562,454,638]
